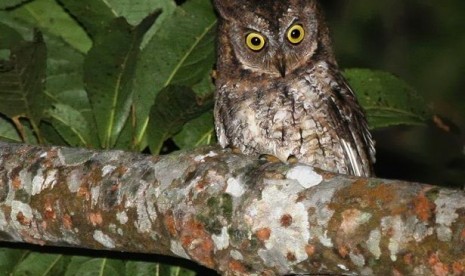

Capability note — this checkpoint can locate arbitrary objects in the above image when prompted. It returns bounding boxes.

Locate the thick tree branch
[0,141,464,275]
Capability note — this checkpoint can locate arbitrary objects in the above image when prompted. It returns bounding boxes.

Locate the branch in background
[0,142,464,275]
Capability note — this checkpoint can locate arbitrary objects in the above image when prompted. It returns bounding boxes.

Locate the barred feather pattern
[215,61,375,177]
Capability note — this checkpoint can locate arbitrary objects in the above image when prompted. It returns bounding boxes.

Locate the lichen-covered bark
[0,141,464,275]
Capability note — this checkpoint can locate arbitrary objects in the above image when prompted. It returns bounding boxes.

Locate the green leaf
[9,0,91,53]
[57,0,118,40]
[174,111,215,150]
[66,258,124,276]
[344,68,430,129]
[14,252,68,275]
[148,85,213,154]
[103,0,175,27]
[125,261,196,276]
[133,0,216,147]
[0,29,48,142]
[46,103,93,147]
[0,23,23,48]
[0,0,29,10]
[0,115,21,142]
[84,12,160,149]
[0,248,26,276]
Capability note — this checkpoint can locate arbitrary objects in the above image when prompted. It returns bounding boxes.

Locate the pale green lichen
[247,179,310,273]
[116,211,128,224]
[225,177,244,197]
[286,165,322,188]
[170,240,191,259]
[93,230,115,248]
[434,190,465,242]
[212,226,230,250]
[101,165,116,177]
[67,170,82,193]
[366,229,381,259]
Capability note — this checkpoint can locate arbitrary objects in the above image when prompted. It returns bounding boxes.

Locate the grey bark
[0,141,464,275]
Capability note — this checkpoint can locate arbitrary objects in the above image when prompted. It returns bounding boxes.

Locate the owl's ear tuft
[212,0,236,21]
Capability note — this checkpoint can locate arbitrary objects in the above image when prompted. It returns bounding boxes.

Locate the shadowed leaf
[133,0,216,147]
[148,85,213,154]
[84,12,160,148]
[0,30,48,142]
[344,68,430,129]
[174,111,215,150]
[0,0,29,10]
[14,253,68,275]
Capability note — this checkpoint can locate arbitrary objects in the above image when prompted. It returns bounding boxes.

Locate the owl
[213,0,376,177]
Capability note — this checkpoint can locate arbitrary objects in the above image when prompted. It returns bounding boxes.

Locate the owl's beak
[275,56,286,78]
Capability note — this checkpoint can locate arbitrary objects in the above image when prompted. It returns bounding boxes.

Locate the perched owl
[213,0,376,177]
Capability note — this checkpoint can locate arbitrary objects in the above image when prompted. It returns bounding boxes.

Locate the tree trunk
[0,141,464,275]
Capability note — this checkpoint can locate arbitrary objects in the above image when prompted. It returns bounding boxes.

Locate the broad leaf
[57,0,118,40]
[344,68,430,129]
[0,30,48,141]
[0,248,26,275]
[84,12,160,149]
[0,116,21,142]
[65,258,124,276]
[0,0,29,10]
[133,0,216,147]
[0,23,23,48]
[46,104,93,147]
[125,261,196,276]
[148,85,213,154]
[14,252,68,275]
[174,111,215,150]
[9,0,91,53]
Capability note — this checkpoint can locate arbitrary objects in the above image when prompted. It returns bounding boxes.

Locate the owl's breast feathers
[214,61,375,177]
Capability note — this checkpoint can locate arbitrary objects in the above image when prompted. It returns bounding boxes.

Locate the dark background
[322,0,464,186]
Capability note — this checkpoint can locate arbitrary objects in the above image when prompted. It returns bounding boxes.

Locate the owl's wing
[324,65,376,176]
[213,93,229,148]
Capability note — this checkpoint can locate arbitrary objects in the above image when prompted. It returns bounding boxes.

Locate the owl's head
[214,0,335,78]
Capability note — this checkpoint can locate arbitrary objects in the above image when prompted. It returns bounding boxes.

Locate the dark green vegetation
[0,0,463,275]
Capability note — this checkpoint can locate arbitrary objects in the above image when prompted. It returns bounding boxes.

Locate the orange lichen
[338,244,349,258]
[340,208,363,234]
[336,179,400,213]
[164,214,177,236]
[429,253,449,276]
[12,176,21,189]
[305,244,315,256]
[229,260,247,274]
[16,211,30,226]
[413,193,436,222]
[256,228,271,241]
[180,219,215,268]
[62,214,73,230]
[78,186,90,200]
[452,261,465,275]
[88,212,103,226]
[44,206,55,220]
[44,198,56,220]
[280,214,293,227]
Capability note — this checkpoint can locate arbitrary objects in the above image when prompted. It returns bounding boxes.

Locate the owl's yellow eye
[245,33,266,51]
[287,24,305,44]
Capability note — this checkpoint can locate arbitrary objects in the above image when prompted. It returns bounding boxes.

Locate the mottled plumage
[213,0,375,176]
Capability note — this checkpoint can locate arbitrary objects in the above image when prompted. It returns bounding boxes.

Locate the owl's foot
[286,155,299,164]
[259,154,282,163]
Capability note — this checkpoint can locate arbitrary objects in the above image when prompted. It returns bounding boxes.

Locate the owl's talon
[287,155,299,164]
[259,154,282,163]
